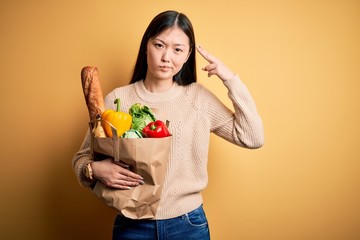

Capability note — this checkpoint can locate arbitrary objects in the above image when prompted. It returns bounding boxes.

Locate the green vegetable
[121,129,143,138]
[129,103,156,132]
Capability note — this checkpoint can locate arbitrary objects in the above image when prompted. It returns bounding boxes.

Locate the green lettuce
[129,103,156,132]
[121,129,143,138]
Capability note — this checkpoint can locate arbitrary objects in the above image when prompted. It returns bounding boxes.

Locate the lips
[159,66,172,71]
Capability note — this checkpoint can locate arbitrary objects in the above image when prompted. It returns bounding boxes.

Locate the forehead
[152,27,190,46]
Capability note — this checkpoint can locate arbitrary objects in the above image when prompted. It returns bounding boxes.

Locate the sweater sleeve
[210,75,264,149]
[71,129,97,188]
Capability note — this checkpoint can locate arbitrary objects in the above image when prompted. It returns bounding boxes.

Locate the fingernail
[139,180,145,185]
[126,186,132,190]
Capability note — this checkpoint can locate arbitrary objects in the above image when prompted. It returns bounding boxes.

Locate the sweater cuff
[77,158,97,188]
[223,74,242,89]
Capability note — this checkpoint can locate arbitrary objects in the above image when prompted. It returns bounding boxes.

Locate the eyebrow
[153,38,187,47]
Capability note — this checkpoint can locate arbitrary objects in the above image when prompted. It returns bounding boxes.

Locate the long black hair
[129,10,196,85]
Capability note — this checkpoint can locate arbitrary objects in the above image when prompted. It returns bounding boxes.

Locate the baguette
[81,66,105,121]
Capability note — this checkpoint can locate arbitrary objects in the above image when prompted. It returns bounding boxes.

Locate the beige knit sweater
[72,75,264,219]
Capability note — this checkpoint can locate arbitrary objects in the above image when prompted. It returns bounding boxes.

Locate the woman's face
[146,26,191,82]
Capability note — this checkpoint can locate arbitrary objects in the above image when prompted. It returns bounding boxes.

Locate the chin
[156,73,175,80]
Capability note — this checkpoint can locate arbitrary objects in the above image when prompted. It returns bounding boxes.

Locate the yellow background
[1,0,359,239]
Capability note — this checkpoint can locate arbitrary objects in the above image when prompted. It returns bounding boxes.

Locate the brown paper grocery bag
[89,120,171,219]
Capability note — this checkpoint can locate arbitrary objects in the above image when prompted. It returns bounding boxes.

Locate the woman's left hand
[196,46,235,82]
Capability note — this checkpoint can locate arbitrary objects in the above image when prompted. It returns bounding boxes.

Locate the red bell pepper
[142,120,171,138]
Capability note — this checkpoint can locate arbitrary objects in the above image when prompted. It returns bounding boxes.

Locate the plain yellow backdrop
[0,0,359,239]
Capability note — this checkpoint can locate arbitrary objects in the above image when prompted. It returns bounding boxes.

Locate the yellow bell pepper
[101,98,132,137]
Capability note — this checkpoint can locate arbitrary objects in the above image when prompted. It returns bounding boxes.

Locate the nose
[161,49,170,62]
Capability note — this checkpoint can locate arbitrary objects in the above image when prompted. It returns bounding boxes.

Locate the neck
[143,76,174,93]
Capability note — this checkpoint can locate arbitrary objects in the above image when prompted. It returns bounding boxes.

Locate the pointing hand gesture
[196,46,235,82]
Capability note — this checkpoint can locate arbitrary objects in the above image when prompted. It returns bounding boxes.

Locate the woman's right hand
[91,158,144,190]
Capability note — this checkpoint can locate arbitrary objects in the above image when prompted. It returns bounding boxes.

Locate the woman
[73,10,264,240]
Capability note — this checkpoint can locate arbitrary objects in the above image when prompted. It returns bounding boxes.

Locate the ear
[184,48,192,63]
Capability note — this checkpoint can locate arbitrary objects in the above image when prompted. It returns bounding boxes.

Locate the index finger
[123,168,144,180]
[196,46,216,63]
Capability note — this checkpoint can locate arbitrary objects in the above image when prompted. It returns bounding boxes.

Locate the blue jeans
[112,205,210,240]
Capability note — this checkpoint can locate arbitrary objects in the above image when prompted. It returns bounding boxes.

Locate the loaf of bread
[81,66,105,121]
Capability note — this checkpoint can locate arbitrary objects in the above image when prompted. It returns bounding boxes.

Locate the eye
[175,48,183,53]
[154,43,164,48]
